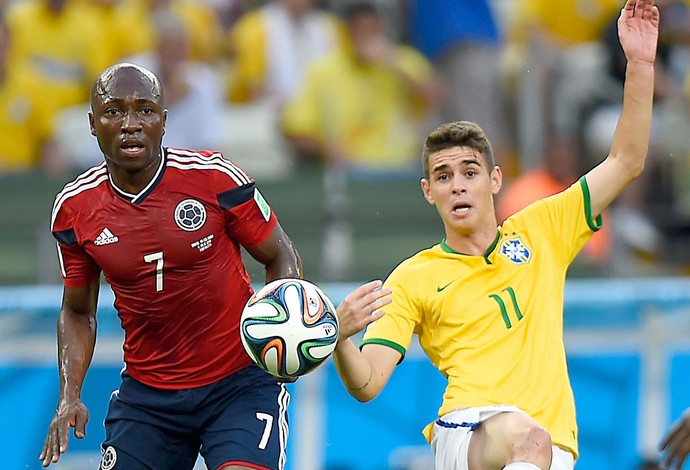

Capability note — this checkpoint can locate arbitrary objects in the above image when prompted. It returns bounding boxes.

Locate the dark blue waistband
[436,419,479,431]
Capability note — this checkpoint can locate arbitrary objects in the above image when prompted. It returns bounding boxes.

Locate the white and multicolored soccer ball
[240,278,339,379]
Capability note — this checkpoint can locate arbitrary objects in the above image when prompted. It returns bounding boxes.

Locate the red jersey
[50,148,277,389]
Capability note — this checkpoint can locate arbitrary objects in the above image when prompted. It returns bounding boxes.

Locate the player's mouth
[452,202,472,214]
[120,140,146,156]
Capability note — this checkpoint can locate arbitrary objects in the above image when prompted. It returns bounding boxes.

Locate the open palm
[617,0,660,64]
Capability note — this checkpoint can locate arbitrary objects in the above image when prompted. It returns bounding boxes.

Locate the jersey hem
[579,176,603,232]
[125,358,254,390]
[360,338,406,362]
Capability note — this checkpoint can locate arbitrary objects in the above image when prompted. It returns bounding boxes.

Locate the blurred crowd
[2,0,690,278]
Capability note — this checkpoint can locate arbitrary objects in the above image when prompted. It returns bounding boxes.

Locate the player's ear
[490,166,502,195]
[421,178,434,205]
[161,108,168,135]
[88,111,96,137]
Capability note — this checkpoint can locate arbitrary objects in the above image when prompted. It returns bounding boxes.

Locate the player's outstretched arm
[584,0,659,217]
[661,409,690,470]
[332,280,398,402]
[40,279,99,467]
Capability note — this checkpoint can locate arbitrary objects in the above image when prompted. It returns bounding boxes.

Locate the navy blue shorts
[99,364,290,470]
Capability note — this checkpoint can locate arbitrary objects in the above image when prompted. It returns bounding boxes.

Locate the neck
[108,152,162,195]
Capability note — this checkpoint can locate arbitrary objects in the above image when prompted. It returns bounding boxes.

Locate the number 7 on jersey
[144,251,164,292]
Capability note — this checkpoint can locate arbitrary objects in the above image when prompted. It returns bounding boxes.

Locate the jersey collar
[440,230,501,263]
[108,147,167,204]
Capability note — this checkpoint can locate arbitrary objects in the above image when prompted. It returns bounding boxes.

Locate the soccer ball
[240,278,339,379]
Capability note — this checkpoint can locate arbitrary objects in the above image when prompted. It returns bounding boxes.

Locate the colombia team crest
[174,199,207,232]
[499,237,531,264]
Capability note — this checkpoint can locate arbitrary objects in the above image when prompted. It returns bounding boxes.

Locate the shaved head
[91,63,164,108]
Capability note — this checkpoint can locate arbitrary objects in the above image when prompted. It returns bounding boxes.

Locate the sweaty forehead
[93,66,162,105]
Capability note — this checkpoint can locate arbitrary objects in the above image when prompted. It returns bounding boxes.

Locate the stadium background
[3,0,690,469]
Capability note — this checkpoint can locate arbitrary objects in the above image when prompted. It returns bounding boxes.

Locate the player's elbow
[608,151,646,182]
[350,389,379,403]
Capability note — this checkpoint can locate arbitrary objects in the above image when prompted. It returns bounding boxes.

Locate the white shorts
[430,405,575,470]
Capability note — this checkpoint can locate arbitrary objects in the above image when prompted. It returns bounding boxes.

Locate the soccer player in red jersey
[40,62,302,470]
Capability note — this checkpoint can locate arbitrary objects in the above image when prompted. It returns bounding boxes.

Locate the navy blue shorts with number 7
[99,364,290,470]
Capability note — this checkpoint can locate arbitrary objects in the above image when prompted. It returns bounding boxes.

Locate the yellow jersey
[362,178,602,457]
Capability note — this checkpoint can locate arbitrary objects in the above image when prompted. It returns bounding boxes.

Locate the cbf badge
[499,237,531,264]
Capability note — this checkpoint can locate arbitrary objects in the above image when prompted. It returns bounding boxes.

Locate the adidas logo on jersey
[94,228,119,246]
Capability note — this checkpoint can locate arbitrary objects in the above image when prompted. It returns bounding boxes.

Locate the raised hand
[618,0,660,64]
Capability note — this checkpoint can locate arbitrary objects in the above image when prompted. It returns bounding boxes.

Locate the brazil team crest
[499,237,531,264]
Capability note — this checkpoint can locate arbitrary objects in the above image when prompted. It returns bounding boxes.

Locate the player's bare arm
[585,0,659,217]
[332,281,398,402]
[40,279,99,467]
[246,222,303,283]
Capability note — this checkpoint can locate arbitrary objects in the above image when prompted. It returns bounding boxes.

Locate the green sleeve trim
[579,177,603,232]
[360,338,406,364]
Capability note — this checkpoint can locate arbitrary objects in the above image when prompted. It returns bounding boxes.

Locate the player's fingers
[367,308,386,323]
[39,432,53,465]
[45,428,62,466]
[623,0,635,15]
[650,5,660,25]
[362,285,392,307]
[74,412,88,439]
[676,451,690,470]
[57,420,71,454]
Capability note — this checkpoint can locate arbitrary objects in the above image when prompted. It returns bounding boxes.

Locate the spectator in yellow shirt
[0,18,55,174]
[5,0,111,134]
[281,1,438,171]
[226,0,346,106]
[128,0,224,64]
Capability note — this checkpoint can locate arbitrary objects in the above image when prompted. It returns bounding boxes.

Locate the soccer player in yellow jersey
[333,1,660,469]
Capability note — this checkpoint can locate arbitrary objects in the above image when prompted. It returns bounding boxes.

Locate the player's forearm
[333,338,377,402]
[263,249,302,283]
[609,60,655,178]
[56,309,96,403]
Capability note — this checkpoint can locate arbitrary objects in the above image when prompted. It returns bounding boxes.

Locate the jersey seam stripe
[56,242,67,278]
[278,383,289,470]
[56,162,107,195]
[167,153,250,185]
[166,147,222,159]
[52,166,108,214]
[167,161,249,187]
[167,152,250,185]
[51,174,109,229]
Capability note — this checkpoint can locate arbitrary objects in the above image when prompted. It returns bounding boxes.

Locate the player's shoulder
[51,162,110,226]
[53,162,109,207]
[390,244,441,275]
[165,147,253,187]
